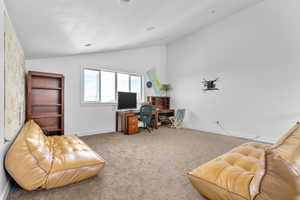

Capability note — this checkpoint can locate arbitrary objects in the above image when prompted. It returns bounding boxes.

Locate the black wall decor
[146,81,152,88]
[202,78,219,91]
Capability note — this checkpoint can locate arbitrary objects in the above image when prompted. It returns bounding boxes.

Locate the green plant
[160,84,172,96]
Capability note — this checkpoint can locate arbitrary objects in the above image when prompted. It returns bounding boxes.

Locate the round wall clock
[146,81,152,88]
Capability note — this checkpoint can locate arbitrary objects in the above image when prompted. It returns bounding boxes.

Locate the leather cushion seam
[50,162,105,174]
[188,173,249,200]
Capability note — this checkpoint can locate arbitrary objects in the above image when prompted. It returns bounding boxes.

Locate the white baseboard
[69,127,278,144]
[189,127,277,144]
[0,181,10,200]
[255,136,277,144]
[72,129,114,137]
[198,127,257,139]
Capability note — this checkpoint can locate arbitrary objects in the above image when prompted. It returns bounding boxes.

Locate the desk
[156,109,175,125]
[115,110,139,133]
[115,109,175,133]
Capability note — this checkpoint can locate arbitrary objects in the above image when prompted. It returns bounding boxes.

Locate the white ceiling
[5,0,262,59]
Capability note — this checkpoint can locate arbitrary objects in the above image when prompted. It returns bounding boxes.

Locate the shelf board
[32,104,62,107]
[32,86,62,90]
[31,114,63,119]
[42,127,63,132]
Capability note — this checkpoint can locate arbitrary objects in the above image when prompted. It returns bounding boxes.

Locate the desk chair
[139,105,154,133]
[170,109,186,128]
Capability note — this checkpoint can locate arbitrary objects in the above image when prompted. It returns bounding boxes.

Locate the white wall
[167,0,300,143]
[26,46,167,136]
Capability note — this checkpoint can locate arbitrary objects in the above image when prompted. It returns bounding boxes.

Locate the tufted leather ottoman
[5,120,105,191]
[187,142,269,200]
[44,135,105,189]
[188,122,300,200]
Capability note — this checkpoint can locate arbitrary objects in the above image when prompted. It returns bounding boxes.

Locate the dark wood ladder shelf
[42,128,63,132]
[27,71,65,135]
[32,86,62,90]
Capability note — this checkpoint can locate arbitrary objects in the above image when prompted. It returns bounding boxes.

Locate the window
[117,73,129,92]
[131,75,142,102]
[101,71,116,103]
[83,69,143,103]
[84,70,100,102]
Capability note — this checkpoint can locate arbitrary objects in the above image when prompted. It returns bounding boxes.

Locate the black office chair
[140,105,154,133]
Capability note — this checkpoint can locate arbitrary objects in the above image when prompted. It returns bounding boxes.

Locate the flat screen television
[118,92,137,110]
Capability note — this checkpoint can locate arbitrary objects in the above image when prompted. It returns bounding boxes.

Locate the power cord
[215,121,232,136]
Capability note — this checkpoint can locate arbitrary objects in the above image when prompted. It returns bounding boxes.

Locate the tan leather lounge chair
[188,122,300,200]
[5,120,105,191]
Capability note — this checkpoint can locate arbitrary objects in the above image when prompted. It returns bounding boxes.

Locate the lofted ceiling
[5,0,262,59]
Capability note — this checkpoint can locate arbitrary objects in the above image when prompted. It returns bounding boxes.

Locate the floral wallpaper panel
[4,12,26,141]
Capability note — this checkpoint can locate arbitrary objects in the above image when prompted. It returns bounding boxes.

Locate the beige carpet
[7,127,251,200]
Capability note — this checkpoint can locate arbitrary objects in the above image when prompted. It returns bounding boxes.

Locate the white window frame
[81,67,144,105]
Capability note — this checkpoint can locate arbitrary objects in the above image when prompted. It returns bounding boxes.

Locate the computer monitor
[117,92,137,110]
